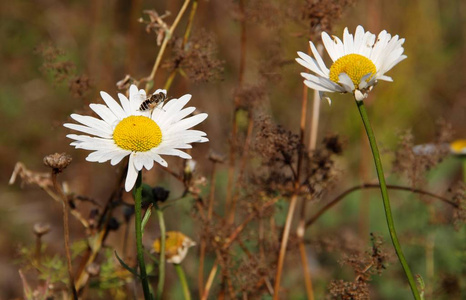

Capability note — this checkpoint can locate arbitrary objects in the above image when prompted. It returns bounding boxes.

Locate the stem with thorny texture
[139,0,191,90]
[356,100,421,300]
[51,173,78,300]
[155,206,166,299]
[134,171,152,300]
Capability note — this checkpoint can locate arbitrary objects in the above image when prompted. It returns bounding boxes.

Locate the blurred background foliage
[1,0,464,299]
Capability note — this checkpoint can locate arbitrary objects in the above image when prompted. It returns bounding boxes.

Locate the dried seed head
[163,30,224,83]
[152,186,170,203]
[301,0,355,39]
[116,74,134,90]
[43,153,72,173]
[33,222,51,237]
[69,74,91,98]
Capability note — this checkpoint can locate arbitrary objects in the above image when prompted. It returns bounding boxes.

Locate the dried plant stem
[51,173,78,300]
[208,163,218,220]
[297,71,316,300]
[163,70,177,91]
[305,183,457,228]
[273,193,298,299]
[203,198,278,299]
[202,260,218,300]
[183,0,198,46]
[228,114,254,224]
[356,100,420,300]
[307,45,323,153]
[35,235,42,265]
[155,206,166,299]
[226,0,247,212]
[298,240,314,300]
[198,241,206,299]
[140,0,191,90]
[75,229,106,291]
[198,161,218,298]
[274,71,310,298]
[134,171,152,300]
[76,166,126,291]
[175,264,191,300]
[164,0,199,92]
[32,181,90,229]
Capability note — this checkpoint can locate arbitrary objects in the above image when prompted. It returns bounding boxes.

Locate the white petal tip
[354,90,366,101]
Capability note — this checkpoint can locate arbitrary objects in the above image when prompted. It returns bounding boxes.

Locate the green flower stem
[155,206,166,299]
[462,157,466,183]
[356,100,421,300]
[175,264,191,300]
[134,171,153,300]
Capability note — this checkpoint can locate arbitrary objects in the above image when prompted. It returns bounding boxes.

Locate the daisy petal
[164,113,208,134]
[125,154,139,191]
[89,104,118,126]
[100,91,126,119]
[70,114,112,134]
[117,93,131,115]
[338,73,355,93]
[64,123,112,138]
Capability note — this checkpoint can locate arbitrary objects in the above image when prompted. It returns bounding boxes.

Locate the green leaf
[142,204,153,233]
[114,251,139,278]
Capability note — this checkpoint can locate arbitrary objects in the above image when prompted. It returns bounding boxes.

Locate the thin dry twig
[139,0,191,90]
[305,183,458,228]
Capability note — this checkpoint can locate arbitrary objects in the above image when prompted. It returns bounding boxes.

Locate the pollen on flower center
[329,54,377,87]
[113,116,162,152]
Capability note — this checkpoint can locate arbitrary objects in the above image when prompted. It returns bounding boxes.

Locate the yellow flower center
[450,139,466,154]
[113,116,162,152]
[329,54,377,87]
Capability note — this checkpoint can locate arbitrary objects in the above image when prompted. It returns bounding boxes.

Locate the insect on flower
[137,89,169,112]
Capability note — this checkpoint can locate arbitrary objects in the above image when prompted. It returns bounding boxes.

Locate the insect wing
[133,93,148,104]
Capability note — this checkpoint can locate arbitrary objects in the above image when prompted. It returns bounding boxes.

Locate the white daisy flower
[64,85,208,191]
[296,25,407,102]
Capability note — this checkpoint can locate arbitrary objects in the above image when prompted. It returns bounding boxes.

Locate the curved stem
[175,264,191,300]
[304,183,455,228]
[356,100,420,300]
[155,206,166,299]
[134,171,152,300]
